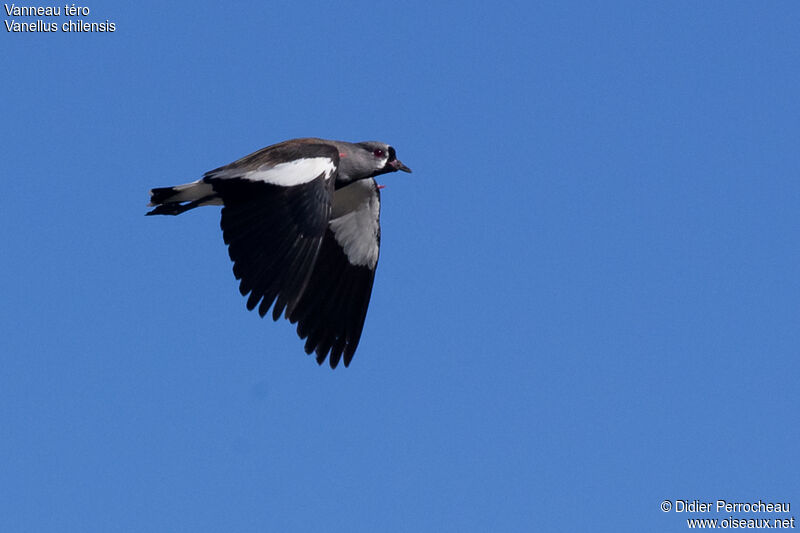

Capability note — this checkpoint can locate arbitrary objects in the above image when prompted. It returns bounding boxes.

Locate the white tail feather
[148,180,217,206]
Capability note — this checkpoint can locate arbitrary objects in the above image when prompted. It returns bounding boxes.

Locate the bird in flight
[146,137,411,368]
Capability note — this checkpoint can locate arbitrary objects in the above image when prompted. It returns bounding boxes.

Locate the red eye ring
[373,149,385,158]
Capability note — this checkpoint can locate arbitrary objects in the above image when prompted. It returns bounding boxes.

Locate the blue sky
[2,1,798,531]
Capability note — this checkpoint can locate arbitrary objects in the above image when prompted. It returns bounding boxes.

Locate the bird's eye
[373,149,385,158]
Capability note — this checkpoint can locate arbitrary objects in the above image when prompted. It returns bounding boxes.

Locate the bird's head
[336,141,412,184]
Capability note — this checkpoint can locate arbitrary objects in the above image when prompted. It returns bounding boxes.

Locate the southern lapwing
[146,138,411,368]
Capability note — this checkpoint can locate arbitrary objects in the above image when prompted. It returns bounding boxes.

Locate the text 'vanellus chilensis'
[146,138,411,368]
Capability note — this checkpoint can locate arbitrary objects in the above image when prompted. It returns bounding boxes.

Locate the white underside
[213,157,336,186]
[329,179,380,268]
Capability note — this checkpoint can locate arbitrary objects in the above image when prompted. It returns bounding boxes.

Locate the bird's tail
[146,180,222,216]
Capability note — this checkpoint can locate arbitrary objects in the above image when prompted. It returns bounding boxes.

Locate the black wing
[210,146,338,322]
[289,178,381,368]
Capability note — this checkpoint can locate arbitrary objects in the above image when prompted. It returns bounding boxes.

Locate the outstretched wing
[289,178,382,368]
[208,143,339,322]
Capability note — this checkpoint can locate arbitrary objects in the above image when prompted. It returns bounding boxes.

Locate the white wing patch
[213,157,336,186]
[329,180,380,268]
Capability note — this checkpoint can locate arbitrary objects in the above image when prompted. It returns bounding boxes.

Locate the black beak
[389,159,412,173]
